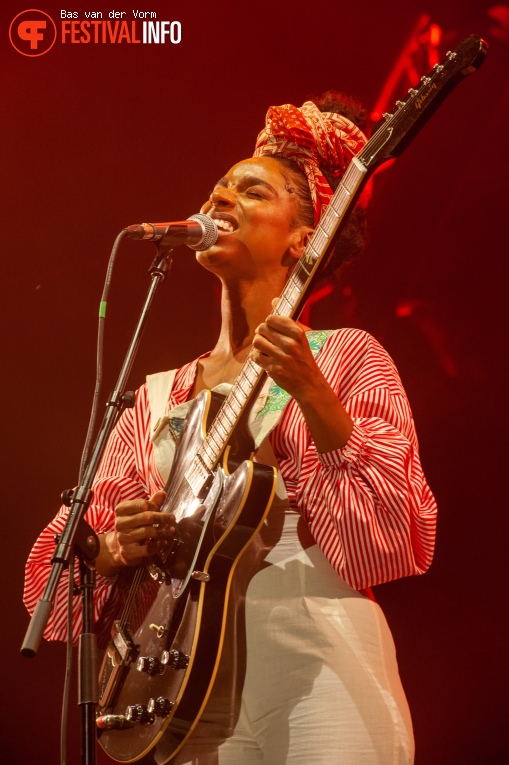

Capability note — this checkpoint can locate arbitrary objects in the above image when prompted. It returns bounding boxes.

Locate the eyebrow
[214,175,278,195]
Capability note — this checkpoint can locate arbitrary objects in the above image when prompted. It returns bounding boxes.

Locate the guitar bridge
[98,621,138,708]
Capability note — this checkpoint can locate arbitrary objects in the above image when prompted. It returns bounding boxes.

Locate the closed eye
[245,187,268,198]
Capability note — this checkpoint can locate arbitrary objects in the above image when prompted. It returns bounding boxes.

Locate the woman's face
[196,156,312,281]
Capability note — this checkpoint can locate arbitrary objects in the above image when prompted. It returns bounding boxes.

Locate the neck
[212,274,286,361]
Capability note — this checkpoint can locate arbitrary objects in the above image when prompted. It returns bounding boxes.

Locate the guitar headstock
[359,35,488,170]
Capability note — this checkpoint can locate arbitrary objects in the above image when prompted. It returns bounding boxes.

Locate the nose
[209,185,236,210]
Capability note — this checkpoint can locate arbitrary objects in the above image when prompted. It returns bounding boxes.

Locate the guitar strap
[147,330,334,485]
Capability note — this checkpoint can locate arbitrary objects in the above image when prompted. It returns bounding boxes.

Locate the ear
[283,225,314,266]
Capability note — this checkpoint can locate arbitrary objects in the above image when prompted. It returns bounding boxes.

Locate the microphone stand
[21,244,174,765]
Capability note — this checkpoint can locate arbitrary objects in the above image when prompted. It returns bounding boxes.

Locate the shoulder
[318,328,406,399]
[319,327,393,366]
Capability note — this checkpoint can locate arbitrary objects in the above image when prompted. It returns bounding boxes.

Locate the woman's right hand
[96,490,176,577]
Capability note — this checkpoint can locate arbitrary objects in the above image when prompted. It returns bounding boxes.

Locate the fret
[339,181,354,197]
[228,395,242,415]
[290,270,304,289]
[205,427,223,453]
[244,359,261,383]
[214,419,230,439]
[284,280,301,304]
[292,264,308,287]
[185,457,210,495]
[304,241,319,263]
[298,257,313,277]
[222,399,238,423]
[292,284,302,301]
[279,293,294,311]
[201,440,217,464]
[230,385,246,408]
[317,221,331,239]
[330,188,349,212]
[200,451,215,471]
[311,232,326,252]
[236,372,253,396]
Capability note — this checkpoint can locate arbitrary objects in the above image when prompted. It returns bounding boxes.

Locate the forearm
[294,372,354,453]
[24,513,118,642]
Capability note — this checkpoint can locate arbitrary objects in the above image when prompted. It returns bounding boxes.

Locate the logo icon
[9,9,57,56]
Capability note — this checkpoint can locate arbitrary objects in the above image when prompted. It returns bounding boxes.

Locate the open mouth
[210,213,238,235]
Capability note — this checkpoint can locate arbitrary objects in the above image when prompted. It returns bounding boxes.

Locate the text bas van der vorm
[60,10,181,44]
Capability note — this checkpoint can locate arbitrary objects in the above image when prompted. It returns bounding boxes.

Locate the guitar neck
[275,157,368,321]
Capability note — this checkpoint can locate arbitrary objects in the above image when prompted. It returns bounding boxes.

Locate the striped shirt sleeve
[271,328,437,590]
[23,387,157,643]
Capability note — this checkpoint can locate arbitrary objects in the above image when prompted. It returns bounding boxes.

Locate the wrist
[294,373,339,412]
[95,531,124,578]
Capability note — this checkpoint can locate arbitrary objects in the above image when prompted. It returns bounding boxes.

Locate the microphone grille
[187,214,218,251]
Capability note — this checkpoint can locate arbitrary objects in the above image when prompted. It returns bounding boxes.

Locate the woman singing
[25,93,437,764]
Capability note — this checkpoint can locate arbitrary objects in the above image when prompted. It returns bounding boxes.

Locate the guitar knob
[136,656,164,675]
[147,697,174,717]
[125,704,155,725]
[162,649,190,670]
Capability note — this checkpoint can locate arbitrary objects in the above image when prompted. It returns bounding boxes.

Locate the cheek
[249,204,294,237]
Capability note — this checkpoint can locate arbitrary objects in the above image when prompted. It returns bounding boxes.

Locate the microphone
[124,213,218,251]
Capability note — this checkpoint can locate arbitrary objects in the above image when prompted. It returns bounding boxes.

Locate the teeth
[216,219,234,232]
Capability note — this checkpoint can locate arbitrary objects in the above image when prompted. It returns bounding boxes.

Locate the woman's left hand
[250,311,354,452]
[251,313,323,404]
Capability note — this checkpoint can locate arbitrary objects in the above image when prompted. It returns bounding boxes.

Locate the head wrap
[253,100,368,225]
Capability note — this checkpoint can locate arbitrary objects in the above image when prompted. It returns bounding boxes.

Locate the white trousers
[174,503,414,765]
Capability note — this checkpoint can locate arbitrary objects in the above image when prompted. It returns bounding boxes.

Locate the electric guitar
[97,35,487,764]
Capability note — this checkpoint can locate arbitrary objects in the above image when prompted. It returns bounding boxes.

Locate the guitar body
[98,390,277,763]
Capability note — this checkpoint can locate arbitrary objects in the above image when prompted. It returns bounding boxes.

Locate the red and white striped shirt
[24,328,437,642]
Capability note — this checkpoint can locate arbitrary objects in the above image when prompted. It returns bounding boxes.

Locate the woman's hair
[271,90,368,284]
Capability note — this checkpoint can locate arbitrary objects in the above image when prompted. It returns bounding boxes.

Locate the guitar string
[118,567,145,627]
[117,469,196,628]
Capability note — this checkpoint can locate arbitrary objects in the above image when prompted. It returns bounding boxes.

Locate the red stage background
[2,1,507,763]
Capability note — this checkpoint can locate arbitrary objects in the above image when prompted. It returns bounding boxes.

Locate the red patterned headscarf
[253,100,368,225]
